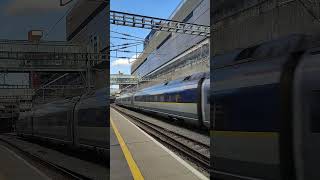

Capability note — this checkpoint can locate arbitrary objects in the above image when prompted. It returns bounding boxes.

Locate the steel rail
[0,137,92,180]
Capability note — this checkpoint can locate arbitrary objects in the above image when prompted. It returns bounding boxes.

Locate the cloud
[5,0,65,16]
[111,54,140,67]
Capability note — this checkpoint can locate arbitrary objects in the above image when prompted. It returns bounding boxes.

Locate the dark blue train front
[211,34,320,180]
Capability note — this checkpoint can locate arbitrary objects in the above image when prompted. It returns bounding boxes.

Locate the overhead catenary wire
[44,5,73,39]
[110,49,167,56]
[110,30,145,40]
[111,36,145,42]
[110,43,143,51]
[110,42,143,48]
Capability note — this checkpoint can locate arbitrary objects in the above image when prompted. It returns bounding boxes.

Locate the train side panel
[133,81,200,125]
[74,88,109,152]
[16,111,33,136]
[32,99,76,144]
[212,56,284,179]
[211,35,313,180]
[293,48,320,180]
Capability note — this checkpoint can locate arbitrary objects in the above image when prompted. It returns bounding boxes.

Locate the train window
[168,94,173,102]
[176,94,181,103]
[160,95,164,102]
[310,91,320,133]
[164,94,169,102]
[172,94,176,102]
[169,94,174,102]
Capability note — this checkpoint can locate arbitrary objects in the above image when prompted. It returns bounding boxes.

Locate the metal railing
[0,51,106,72]
[110,11,210,37]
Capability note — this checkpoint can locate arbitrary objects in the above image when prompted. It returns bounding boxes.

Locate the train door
[201,79,210,128]
[73,96,82,147]
[293,50,320,180]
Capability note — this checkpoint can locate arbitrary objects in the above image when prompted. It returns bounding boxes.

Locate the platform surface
[0,143,49,180]
[0,135,108,180]
[110,107,208,180]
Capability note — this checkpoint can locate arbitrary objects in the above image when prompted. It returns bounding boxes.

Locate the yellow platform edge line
[110,118,144,180]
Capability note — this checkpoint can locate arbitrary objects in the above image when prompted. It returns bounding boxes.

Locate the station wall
[66,0,109,90]
[211,0,320,55]
[131,0,210,78]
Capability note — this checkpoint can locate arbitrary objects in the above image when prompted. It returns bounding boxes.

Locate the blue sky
[0,0,70,41]
[0,0,70,85]
[110,0,182,75]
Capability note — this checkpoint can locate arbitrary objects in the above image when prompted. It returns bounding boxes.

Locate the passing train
[16,88,109,159]
[115,72,210,128]
[211,34,320,180]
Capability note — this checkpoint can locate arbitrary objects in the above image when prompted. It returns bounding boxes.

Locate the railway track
[0,136,92,180]
[112,105,210,173]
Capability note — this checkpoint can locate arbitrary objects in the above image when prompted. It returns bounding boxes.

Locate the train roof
[117,72,209,98]
[135,72,209,95]
[212,34,317,68]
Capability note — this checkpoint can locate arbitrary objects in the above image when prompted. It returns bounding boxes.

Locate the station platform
[110,108,208,180]
[0,143,49,180]
[0,134,108,179]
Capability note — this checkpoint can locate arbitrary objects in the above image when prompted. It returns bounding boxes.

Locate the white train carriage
[116,72,210,128]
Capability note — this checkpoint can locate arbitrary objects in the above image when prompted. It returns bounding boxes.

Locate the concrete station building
[131,0,210,89]
[66,0,109,90]
[0,0,109,128]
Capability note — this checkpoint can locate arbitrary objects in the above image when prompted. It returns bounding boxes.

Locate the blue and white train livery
[115,72,210,128]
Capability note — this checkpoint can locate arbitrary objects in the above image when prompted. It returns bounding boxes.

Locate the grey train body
[16,88,109,158]
[115,72,210,129]
[211,34,320,180]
